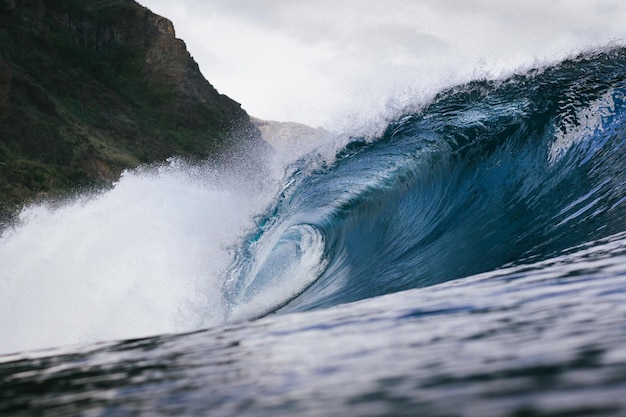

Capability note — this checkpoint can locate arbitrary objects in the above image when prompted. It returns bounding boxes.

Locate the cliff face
[0,0,264,217]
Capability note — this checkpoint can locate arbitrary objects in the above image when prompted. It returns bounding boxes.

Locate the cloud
[137,0,626,131]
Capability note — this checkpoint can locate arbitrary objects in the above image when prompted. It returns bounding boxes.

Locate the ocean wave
[225,47,626,318]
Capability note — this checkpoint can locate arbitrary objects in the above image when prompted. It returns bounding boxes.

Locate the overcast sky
[137,0,625,131]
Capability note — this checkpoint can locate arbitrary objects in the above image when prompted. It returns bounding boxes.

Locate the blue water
[1,48,626,416]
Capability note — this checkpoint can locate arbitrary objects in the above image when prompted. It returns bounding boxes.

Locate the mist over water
[0,160,279,354]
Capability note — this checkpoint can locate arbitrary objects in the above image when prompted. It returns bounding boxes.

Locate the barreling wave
[223,47,626,321]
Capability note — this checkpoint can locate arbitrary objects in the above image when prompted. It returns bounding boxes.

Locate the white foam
[0,159,275,355]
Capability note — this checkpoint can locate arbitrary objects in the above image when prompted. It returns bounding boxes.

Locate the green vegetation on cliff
[0,0,263,219]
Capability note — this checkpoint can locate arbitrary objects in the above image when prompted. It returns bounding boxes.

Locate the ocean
[1,47,625,416]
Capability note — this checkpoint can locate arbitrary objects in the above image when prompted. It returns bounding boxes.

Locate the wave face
[224,48,626,320]
[1,48,626,417]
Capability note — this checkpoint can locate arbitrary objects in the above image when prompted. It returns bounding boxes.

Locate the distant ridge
[251,117,336,159]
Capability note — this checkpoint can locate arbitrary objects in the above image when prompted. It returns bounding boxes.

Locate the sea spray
[0,159,277,354]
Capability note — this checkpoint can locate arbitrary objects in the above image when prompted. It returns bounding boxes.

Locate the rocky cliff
[0,0,265,219]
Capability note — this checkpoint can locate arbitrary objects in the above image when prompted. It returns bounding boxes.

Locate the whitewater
[1,48,626,416]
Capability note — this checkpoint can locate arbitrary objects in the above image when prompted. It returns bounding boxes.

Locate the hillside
[252,117,336,160]
[0,0,265,219]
